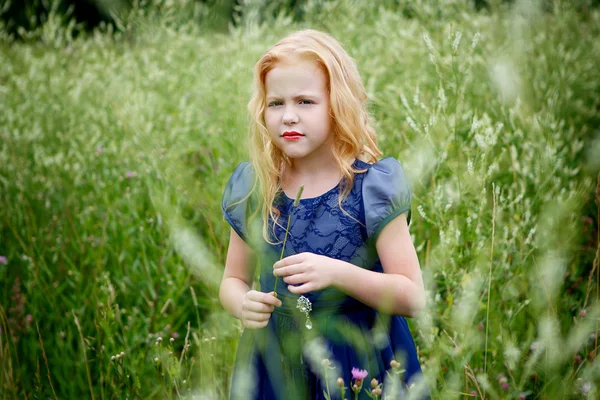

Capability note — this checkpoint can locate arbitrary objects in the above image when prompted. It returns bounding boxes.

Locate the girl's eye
[299,99,313,105]
[267,101,283,107]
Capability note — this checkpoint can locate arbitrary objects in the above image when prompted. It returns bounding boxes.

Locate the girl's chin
[278,145,310,159]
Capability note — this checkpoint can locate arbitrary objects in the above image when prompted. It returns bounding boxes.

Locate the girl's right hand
[240,290,282,329]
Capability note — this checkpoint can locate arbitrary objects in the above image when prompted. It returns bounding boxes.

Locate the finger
[247,291,282,307]
[243,319,269,329]
[273,264,304,277]
[283,273,308,285]
[273,252,307,269]
[288,283,312,295]
[244,301,275,313]
[264,292,283,307]
[242,310,271,322]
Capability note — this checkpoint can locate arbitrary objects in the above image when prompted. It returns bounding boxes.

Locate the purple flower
[501,382,510,391]
[97,145,104,153]
[351,367,368,380]
[125,171,136,178]
[0,256,6,264]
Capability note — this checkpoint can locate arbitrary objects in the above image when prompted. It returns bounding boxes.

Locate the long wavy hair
[247,29,382,243]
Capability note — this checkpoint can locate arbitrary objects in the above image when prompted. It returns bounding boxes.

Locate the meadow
[1,0,599,398]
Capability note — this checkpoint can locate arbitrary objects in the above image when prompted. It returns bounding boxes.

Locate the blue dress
[222,157,427,400]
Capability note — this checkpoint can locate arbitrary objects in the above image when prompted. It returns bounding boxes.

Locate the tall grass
[0,0,599,398]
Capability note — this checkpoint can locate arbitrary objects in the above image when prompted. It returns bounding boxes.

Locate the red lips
[282,131,304,137]
[282,131,304,141]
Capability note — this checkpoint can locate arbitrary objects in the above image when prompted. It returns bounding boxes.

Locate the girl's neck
[281,153,356,199]
[287,153,338,177]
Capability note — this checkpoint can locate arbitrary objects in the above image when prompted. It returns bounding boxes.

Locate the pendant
[296,295,313,330]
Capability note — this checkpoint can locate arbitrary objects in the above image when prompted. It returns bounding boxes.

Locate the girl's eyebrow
[266,93,321,101]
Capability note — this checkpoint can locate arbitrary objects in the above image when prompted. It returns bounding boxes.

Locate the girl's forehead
[265,59,327,92]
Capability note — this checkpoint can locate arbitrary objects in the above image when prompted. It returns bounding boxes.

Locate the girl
[220,29,427,399]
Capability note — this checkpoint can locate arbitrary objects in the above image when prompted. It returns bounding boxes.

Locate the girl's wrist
[329,258,351,290]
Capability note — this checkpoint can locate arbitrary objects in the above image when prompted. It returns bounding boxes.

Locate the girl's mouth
[282,131,304,141]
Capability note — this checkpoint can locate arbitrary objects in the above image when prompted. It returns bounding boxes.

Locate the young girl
[220,29,427,400]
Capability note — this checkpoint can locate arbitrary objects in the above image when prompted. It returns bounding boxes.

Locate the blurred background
[1,0,599,398]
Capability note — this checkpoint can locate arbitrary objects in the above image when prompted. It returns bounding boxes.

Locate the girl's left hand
[273,252,340,294]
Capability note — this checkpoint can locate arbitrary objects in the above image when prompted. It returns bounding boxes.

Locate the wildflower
[452,31,462,53]
[0,256,6,264]
[337,378,344,388]
[390,360,400,369]
[125,171,136,178]
[170,337,175,344]
[111,355,115,361]
[518,393,527,400]
[157,336,163,343]
[371,378,379,389]
[471,32,481,49]
[351,368,368,381]
[372,388,382,396]
[322,358,331,367]
[581,381,592,395]
[579,309,587,318]
[574,354,582,364]
[154,357,159,362]
[351,367,368,394]
[97,145,103,153]
[497,373,507,384]
[501,382,509,390]
[120,351,125,357]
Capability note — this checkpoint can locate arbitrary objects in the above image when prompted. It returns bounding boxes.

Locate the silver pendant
[296,295,313,330]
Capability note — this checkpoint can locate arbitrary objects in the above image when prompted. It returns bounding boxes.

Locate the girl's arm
[273,213,425,317]
[333,213,426,317]
[219,228,254,319]
[220,228,282,326]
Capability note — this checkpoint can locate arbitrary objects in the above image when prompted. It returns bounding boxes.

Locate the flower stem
[273,185,304,298]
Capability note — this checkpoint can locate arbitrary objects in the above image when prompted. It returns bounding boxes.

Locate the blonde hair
[247,29,382,243]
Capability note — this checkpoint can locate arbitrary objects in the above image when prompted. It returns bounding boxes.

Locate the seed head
[293,185,305,207]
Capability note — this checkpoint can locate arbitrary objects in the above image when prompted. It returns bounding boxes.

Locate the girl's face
[264,58,333,163]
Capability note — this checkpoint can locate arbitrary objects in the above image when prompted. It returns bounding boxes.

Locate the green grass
[1,0,600,398]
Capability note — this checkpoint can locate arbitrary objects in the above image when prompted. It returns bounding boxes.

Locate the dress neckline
[280,158,368,204]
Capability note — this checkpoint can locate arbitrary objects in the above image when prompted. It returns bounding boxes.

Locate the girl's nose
[282,107,299,125]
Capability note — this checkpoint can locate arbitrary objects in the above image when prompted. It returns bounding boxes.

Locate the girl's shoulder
[358,156,413,240]
[355,156,406,175]
[222,161,256,241]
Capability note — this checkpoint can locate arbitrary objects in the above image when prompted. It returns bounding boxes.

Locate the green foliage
[1,0,599,398]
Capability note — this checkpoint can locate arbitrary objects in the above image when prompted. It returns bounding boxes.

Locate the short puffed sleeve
[362,157,412,242]
[222,162,256,242]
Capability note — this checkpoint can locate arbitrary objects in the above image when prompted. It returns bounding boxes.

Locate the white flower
[452,31,462,53]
